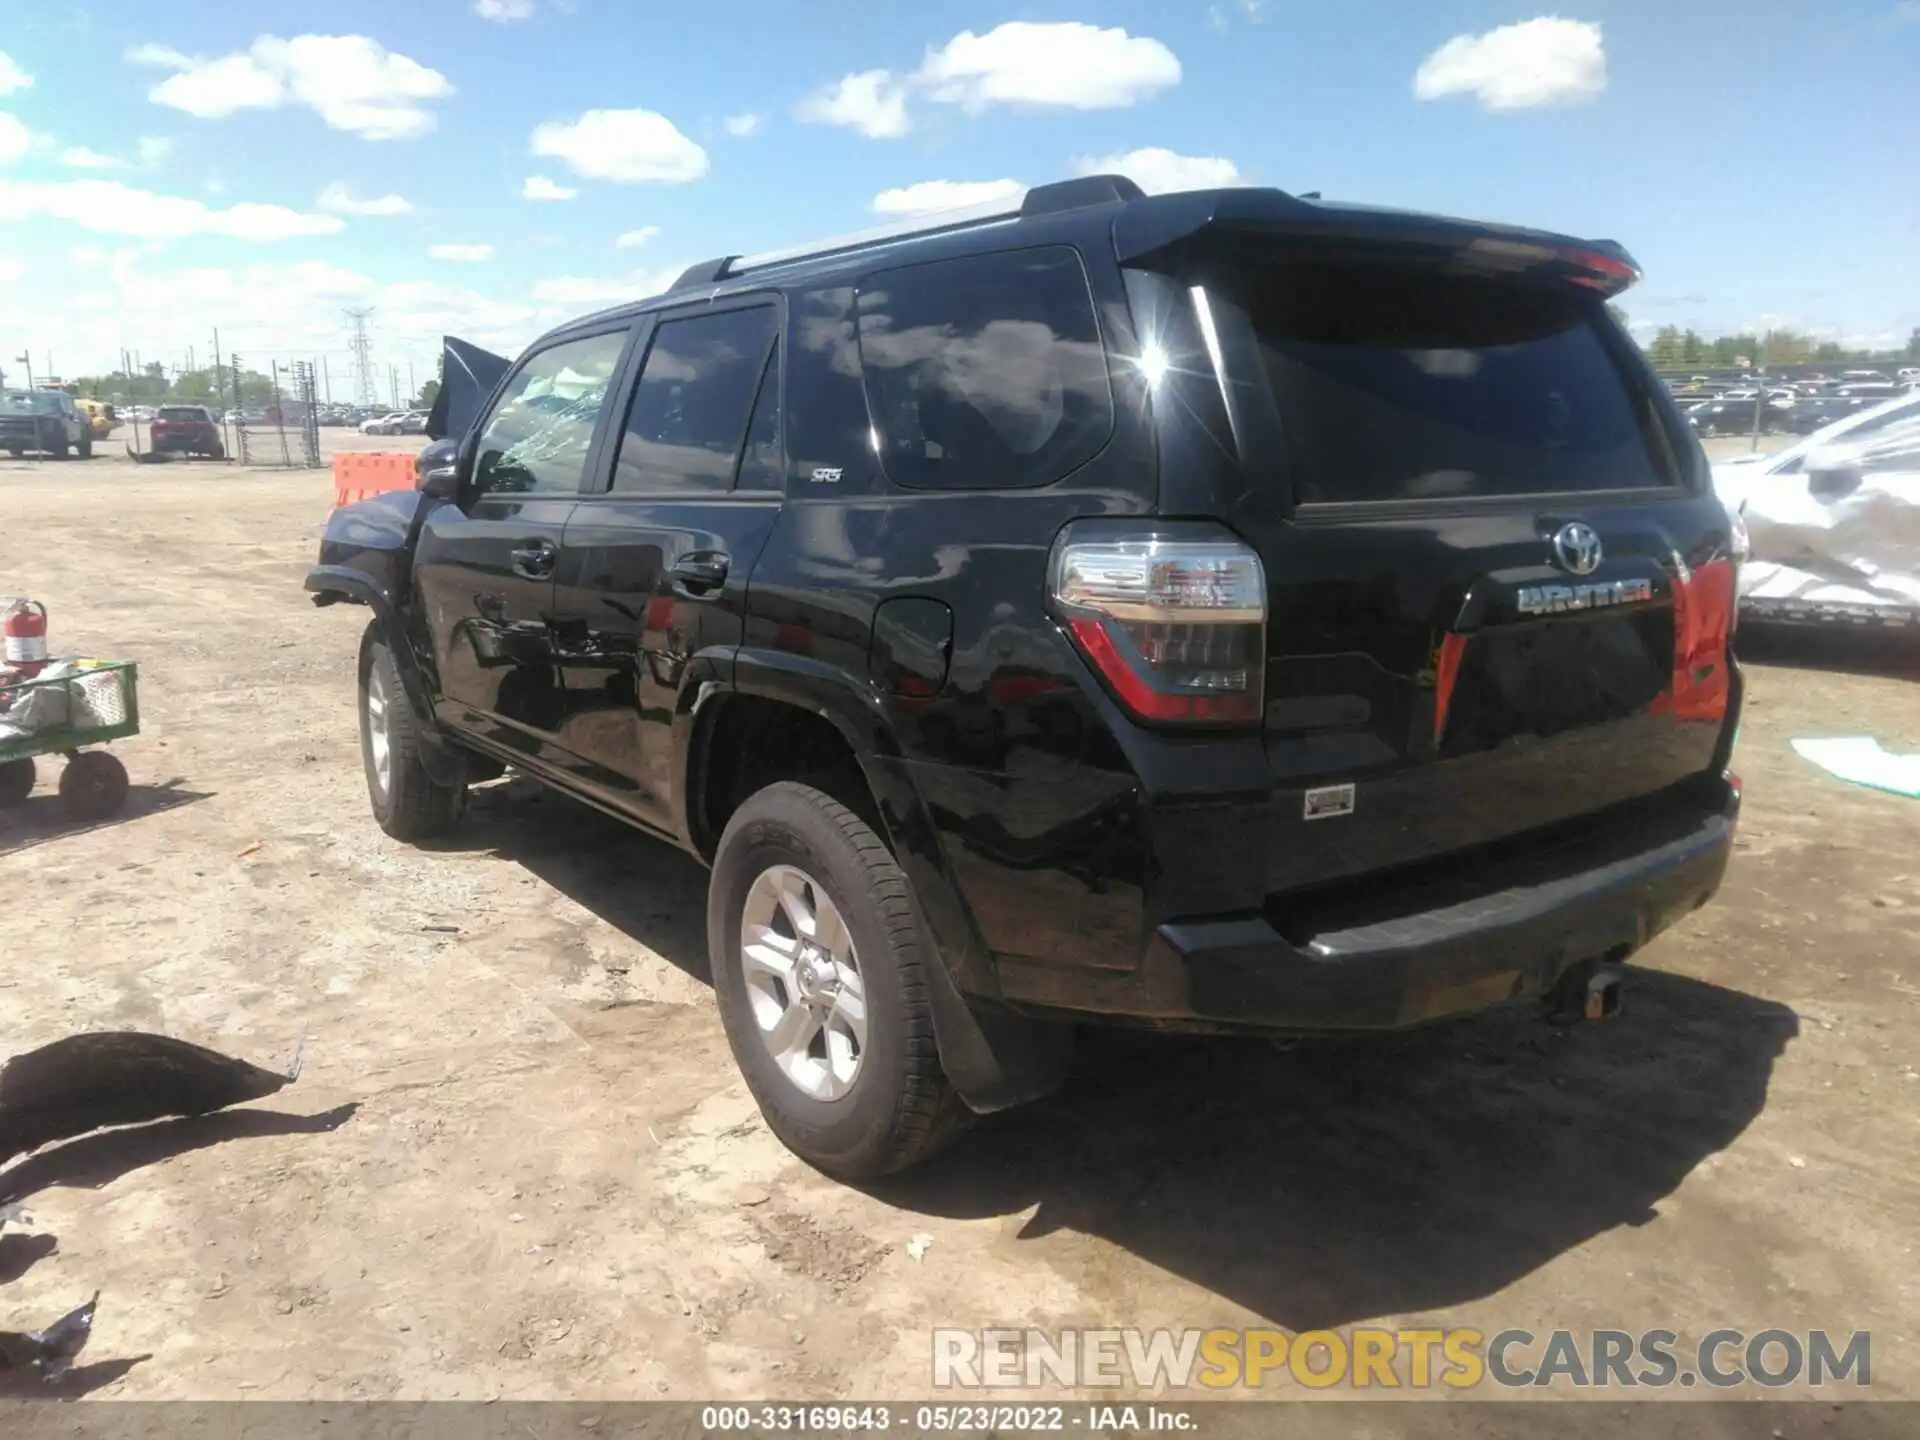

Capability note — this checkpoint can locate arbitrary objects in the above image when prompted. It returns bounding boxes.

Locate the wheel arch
[683,648,1074,1115]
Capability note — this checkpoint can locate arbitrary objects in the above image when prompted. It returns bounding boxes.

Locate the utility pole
[322,355,332,405]
[344,307,377,407]
[389,365,399,411]
[408,361,417,408]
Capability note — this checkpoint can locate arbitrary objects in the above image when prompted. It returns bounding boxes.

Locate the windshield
[1,390,58,415]
[1217,260,1673,503]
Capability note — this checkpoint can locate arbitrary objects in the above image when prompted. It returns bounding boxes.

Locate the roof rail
[1020,174,1144,216]
[713,173,1145,283]
[669,256,740,291]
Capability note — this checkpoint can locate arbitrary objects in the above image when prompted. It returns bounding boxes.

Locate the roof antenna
[1299,191,1321,200]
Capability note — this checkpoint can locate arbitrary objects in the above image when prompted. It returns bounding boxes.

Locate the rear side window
[856,246,1113,491]
[613,305,778,494]
[1226,263,1671,503]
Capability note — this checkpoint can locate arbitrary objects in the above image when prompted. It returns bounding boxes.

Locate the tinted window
[856,247,1113,490]
[736,347,783,491]
[786,285,874,491]
[471,330,628,497]
[158,407,206,421]
[1225,262,1670,503]
[612,306,778,494]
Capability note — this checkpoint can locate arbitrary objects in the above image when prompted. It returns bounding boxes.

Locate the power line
[344,307,377,407]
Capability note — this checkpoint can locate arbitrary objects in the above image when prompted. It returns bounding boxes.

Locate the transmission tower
[344,307,377,407]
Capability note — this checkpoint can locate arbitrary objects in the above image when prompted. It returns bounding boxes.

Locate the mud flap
[925,967,1077,1114]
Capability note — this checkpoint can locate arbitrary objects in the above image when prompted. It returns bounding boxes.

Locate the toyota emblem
[1552,521,1604,576]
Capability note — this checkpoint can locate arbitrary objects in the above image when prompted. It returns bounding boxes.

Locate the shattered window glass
[472,329,630,496]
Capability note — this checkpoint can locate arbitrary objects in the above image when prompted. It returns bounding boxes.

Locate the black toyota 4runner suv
[308,176,1745,1180]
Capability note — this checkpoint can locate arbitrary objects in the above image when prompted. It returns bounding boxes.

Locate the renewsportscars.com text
[932,1327,1871,1391]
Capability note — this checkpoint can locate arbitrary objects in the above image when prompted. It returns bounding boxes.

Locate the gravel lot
[1,433,1916,1413]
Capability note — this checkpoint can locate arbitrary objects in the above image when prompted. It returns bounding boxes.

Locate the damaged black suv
[308,175,1745,1180]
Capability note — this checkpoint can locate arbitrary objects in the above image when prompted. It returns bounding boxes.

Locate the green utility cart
[0,660,139,820]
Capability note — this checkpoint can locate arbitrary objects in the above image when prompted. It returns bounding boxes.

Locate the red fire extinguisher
[3,598,49,679]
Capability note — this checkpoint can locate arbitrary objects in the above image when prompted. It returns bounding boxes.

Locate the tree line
[53,361,439,412]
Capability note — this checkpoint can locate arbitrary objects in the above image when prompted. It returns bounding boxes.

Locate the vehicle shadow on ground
[0,780,211,859]
[878,971,1797,1331]
[434,780,1797,1329]
[1737,624,1919,681]
[0,1104,359,1206]
[449,778,713,984]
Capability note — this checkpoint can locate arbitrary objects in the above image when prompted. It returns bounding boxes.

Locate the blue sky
[1,1,1916,391]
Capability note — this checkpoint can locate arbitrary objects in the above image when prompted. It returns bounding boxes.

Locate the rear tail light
[1050,528,1266,726]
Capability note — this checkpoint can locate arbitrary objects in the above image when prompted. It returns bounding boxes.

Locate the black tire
[358,625,465,841]
[0,757,35,807]
[209,441,226,461]
[708,781,965,1181]
[59,751,128,820]
[78,432,93,459]
[50,435,71,460]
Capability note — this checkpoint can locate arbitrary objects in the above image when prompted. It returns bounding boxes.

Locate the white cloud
[0,51,32,96]
[916,22,1181,112]
[1,114,35,165]
[723,112,763,138]
[136,136,175,165]
[531,266,682,307]
[796,71,911,139]
[531,109,708,183]
[1207,0,1267,30]
[317,181,415,216]
[872,178,1024,216]
[614,225,660,249]
[1075,146,1241,194]
[1414,18,1607,110]
[0,177,344,240]
[0,256,23,284]
[61,147,129,170]
[429,243,493,262]
[130,34,454,140]
[2,253,558,382]
[475,0,537,19]
[521,174,578,201]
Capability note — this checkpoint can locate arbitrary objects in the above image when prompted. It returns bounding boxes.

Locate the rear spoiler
[1112,188,1642,298]
[424,335,512,442]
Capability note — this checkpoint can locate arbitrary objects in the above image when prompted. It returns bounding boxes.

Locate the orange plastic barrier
[331,452,417,509]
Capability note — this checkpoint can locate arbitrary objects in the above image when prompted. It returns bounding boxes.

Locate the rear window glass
[1224,262,1671,503]
[856,246,1113,491]
[158,407,208,421]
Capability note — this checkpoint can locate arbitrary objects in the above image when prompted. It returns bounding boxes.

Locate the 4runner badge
[1304,783,1356,821]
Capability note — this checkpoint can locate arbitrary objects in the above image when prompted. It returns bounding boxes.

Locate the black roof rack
[669,256,740,291]
[1020,174,1144,216]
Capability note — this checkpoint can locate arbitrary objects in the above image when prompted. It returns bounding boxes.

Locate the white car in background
[359,413,407,435]
[1713,390,1920,629]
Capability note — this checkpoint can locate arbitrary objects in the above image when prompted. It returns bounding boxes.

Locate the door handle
[670,551,730,595]
[511,538,558,579]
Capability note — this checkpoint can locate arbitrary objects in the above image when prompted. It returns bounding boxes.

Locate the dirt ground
[1,434,1916,1409]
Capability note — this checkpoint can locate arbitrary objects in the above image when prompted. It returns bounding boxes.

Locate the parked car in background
[395,411,429,435]
[150,405,226,459]
[359,412,409,435]
[0,388,92,458]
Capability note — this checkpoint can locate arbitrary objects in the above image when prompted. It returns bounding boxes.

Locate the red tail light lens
[1050,530,1266,727]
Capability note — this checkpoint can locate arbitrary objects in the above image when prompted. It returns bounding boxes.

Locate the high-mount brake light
[1050,531,1267,726]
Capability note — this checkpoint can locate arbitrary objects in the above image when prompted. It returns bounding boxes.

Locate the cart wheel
[0,758,34,807]
[60,751,129,820]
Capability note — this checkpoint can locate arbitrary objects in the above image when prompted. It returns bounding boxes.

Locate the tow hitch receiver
[1583,964,1625,1021]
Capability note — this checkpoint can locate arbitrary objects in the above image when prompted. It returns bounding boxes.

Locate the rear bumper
[996,783,1738,1034]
